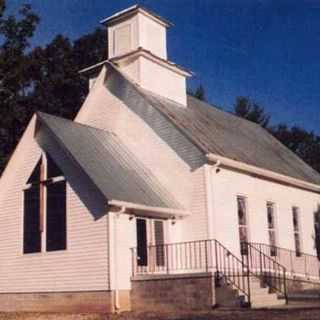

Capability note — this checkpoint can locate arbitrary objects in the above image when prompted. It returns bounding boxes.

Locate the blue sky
[6,0,320,133]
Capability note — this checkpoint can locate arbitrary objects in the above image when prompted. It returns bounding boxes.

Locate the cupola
[100,5,192,106]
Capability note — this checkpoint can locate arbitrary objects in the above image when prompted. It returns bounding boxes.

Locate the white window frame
[292,206,302,257]
[266,201,277,256]
[22,153,67,255]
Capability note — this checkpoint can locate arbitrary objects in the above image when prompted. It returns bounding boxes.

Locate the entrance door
[136,218,148,266]
[136,218,165,268]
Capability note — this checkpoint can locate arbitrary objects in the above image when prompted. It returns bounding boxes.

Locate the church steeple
[100,5,192,106]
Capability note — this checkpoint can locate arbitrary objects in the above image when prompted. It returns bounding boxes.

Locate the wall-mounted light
[213,160,221,174]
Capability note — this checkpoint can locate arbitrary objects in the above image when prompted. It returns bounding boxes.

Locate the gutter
[113,206,126,313]
[206,153,320,194]
[108,200,190,219]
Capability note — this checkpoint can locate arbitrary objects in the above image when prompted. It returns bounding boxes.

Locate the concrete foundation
[131,272,215,311]
[0,291,115,313]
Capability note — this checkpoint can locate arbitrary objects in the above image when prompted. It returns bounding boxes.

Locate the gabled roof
[96,62,320,187]
[36,112,182,211]
[137,88,320,186]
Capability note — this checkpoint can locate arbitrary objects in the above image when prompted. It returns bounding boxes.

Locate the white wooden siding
[211,166,320,257]
[108,212,137,290]
[75,69,205,211]
[0,117,110,292]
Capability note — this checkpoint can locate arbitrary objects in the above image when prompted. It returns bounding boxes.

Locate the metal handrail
[243,242,288,304]
[249,242,320,280]
[131,239,260,306]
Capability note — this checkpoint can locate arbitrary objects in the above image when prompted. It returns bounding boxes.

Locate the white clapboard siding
[75,69,206,213]
[211,166,320,257]
[0,117,110,293]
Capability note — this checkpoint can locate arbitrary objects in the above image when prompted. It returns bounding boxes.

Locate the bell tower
[100,5,192,106]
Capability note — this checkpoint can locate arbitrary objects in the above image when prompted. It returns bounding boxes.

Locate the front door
[136,218,165,269]
[136,218,148,266]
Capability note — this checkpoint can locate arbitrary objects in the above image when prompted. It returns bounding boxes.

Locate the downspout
[205,161,221,239]
[113,206,126,313]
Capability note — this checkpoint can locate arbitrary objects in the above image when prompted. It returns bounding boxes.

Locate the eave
[207,153,320,194]
[100,5,173,28]
[110,48,193,77]
[108,200,190,219]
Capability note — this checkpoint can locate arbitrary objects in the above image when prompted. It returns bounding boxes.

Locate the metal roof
[134,86,320,186]
[36,112,182,209]
[100,5,173,27]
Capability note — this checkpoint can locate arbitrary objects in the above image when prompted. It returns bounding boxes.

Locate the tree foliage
[0,1,39,170]
[189,84,207,101]
[271,124,320,173]
[233,96,320,173]
[0,0,320,177]
[0,1,106,173]
[234,96,270,128]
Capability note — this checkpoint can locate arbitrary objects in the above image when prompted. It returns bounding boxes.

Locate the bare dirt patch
[1,309,320,320]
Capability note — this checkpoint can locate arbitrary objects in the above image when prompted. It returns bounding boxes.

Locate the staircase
[215,241,287,308]
[132,239,295,309]
[248,276,285,308]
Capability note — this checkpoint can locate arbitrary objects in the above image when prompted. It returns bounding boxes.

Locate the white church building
[0,5,320,313]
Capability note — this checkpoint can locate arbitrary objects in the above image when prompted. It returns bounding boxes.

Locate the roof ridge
[105,67,320,186]
[37,111,117,137]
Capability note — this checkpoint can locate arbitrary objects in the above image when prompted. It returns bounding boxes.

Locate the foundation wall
[131,273,215,311]
[0,291,114,313]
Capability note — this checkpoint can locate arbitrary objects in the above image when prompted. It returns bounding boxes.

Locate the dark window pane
[267,203,275,229]
[47,154,63,178]
[46,181,66,251]
[314,210,320,259]
[23,186,41,253]
[154,221,165,267]
[294,233,302,257]
[293,207,299,231]
[136,219,148,266]
[269,230,277,256]
[27,159,41,184]
[237,197,247,225]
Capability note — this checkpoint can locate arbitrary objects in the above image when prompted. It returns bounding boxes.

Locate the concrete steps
[249,277,286,308]
[225,275,286,308]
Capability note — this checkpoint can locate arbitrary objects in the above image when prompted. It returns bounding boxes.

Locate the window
[23,184,41,254]
[267,202,277,256]
[314,207,320,259]
[135,218,166,268]
[136,219,148,266]
[292,207,302,257]
[46,181,66,251]
[154,220,165,267]
[23,154,66,254]
[237,196,249,255]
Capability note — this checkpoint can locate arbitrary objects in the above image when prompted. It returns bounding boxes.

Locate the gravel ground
[1,309,320,320]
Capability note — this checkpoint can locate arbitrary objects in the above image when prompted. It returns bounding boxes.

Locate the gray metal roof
[134,86,320,186]
[36,112,182,209]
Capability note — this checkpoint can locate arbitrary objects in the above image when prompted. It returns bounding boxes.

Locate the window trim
[292,206,303,257]
[266,201,278,256]
[22,153,68,255]
[237,195,250,255]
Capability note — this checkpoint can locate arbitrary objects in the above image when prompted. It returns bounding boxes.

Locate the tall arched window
[23,154,66,254]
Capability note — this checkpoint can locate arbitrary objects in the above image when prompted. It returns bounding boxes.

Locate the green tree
[271,124,320,173]
[234,96,270,128]
[27,28,107,120]
[189,84,207,101]
[0,1,39,170]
